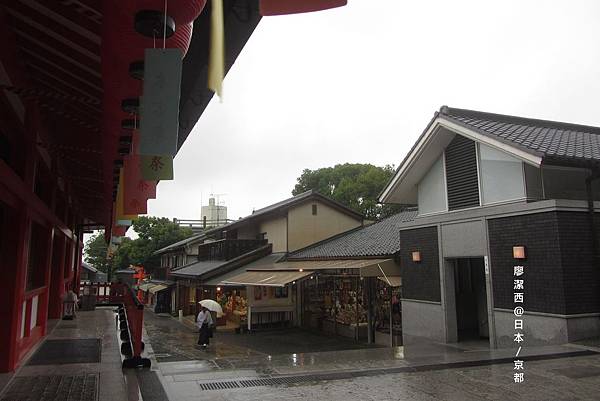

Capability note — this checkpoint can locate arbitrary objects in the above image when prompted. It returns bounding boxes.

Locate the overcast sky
[146,0,600,223]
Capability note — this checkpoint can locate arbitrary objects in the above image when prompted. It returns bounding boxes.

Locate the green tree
[293,163,405,220]
[112,216,193,273]
[84,231,110,273]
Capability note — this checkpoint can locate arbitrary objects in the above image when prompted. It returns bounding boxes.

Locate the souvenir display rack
[302,273,367,340]
[374,279,402,346]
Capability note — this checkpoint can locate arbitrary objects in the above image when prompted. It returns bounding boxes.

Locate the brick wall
[556,212,600,314]
[399,226,440,302]
[488,211,600,315]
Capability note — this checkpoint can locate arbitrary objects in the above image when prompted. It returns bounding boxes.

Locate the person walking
[196,306,214,349]
[62,289,78,320]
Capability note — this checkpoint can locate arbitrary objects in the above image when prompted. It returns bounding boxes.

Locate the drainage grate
[0,374,98,401]
[199,381,241,391]
[196,349,600,391]
[200,375,337,391]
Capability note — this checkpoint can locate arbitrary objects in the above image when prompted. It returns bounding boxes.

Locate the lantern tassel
[208,0,225,99]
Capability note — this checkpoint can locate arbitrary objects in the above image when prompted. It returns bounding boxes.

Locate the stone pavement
[144,310,378,364]
[143,310,600,400]
[178,354,600,401]
[0,308,145,401]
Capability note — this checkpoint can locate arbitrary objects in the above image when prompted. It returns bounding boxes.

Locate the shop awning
[221,270,313,287]
[148,284,168,294]
[138,283,155,291]
[204,254,401,287]
[252,258,400,278]
[377,276,402,287]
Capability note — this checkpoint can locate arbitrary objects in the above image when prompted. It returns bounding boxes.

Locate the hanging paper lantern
[126,0,207,25]
[162,0,207,24]
[259,0,347,16]
[101,0,199,216]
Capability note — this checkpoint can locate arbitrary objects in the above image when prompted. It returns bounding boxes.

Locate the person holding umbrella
[196,305,214,349]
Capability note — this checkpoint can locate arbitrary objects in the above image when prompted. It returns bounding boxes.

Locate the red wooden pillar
[4,209,31,372]
[0,100,37,372]
[0,201,29,372]
[48,233,66,319]
[37,226,55,336]
[64,237,74,285]
[73,230,83,295]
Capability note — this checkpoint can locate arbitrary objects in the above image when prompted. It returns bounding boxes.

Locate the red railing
[80,282,150,368]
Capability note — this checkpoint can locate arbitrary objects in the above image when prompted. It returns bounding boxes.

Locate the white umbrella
[198,299,223,317]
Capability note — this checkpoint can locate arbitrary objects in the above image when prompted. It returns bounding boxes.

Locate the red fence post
[120,284,150,368]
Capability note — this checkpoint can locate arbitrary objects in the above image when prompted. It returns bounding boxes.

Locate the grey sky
[147,0,600,222]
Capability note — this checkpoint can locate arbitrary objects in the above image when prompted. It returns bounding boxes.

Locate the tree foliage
[111,216,193,273]
[84,231,110,273]
[292,163,404,220]
[83,217,193,277]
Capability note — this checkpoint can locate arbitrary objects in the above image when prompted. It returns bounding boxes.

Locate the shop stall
[220,269,311,331]
[216,287,247,329]
[204,255,402,345]
[301,271,368,340]
[374,276,402,346]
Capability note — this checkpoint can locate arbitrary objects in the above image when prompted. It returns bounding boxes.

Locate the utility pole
[211,193,226,226]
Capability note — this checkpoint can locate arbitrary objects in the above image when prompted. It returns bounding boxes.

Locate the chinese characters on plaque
[513,264,525,383]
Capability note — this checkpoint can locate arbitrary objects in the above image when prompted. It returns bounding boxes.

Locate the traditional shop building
[379,106,600,347]
[201,209,416,345]
[137,279,176,314]
[154,233,208,277]
[168,190,365,317]
[284,209,416,345]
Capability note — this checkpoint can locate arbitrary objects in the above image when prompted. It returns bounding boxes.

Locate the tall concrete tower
[200,196,227,228]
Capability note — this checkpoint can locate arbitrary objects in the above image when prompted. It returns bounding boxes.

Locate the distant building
[201,197,228,228]
[173,196,233,234]
[154,233,209,275]
[80,262,107,283]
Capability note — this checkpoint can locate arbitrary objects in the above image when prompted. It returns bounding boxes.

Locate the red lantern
[260,0,347,15]
[132,0,207,25]
[101,0,197,212]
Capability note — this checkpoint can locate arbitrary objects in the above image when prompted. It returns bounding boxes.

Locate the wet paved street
[0,308,147,401]
[143,310,600,400]
[184,354,600,401]
[143,309,378,368]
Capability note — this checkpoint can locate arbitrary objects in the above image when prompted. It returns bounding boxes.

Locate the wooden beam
[0,158,74,240]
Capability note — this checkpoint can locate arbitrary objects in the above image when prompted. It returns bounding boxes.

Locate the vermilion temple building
[1,0,352,373]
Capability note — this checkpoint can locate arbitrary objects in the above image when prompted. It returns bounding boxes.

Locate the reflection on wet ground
[144,310,598,378]
[144,310,381,374]
[143,310,600,400]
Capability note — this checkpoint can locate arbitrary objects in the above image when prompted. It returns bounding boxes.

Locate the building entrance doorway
[452,258,489,342]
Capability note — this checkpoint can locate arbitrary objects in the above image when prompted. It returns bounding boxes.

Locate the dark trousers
[198,323,211,345]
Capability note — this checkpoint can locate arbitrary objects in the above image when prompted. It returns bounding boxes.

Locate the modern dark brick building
[380,106,600,347]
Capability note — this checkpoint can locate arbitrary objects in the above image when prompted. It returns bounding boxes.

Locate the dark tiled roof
[439,106,600,164]
[169,244,272,279]
[288,209,417,259]
[81,262,97,273]
[204,253,287,285]
[169,260,226,277]
[204,190,363,237]
[153,233,207,255]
